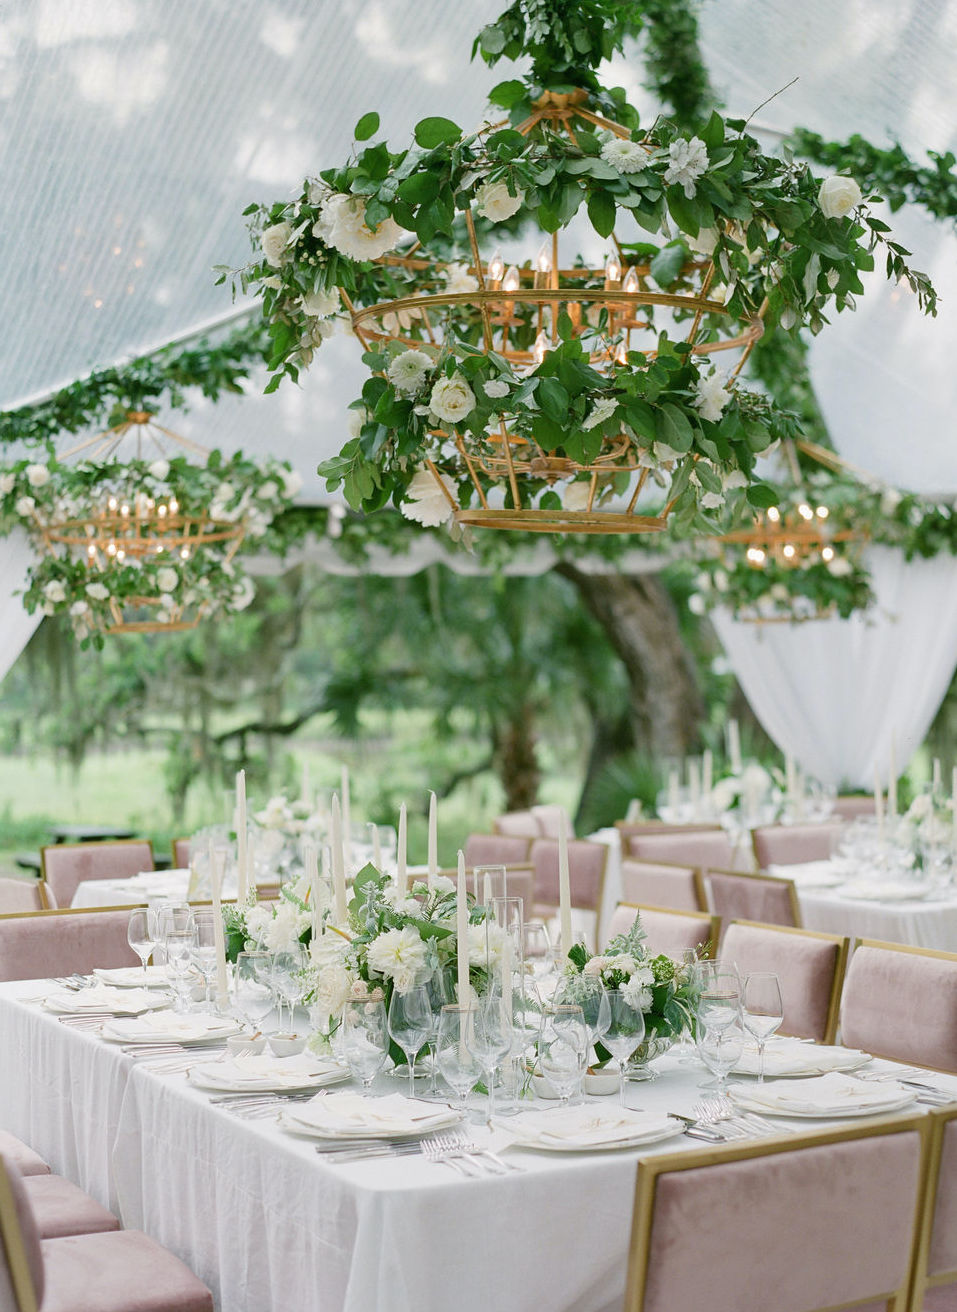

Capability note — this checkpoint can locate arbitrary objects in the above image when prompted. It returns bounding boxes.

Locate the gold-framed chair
[911,1105,957,1311]
[0,904,147,982]
[619,859,703,912]
[620,824,738,872]
[0,878,53,914]
[695,866,802,929]
[40,839,155,911]
[603,901,719,959]
[751,821,845,868]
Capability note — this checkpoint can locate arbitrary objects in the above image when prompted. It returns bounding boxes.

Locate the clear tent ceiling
[2,0,955,501]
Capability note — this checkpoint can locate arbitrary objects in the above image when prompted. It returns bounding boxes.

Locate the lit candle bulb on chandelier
[120,503,130,517]
[487,250,505,284]
[821,546,835,562]
[782,543,796,560]
[797,503,814,521]
[158,504,167,518]
[534,241,552,289]
[614,340,628,365]
[816,506,829,519]
[604,252,622,284]
[766,506,781,522]
[502,266,520,293]
[622,266,640,295]
[180,547,190,560]
[168,498,178,514]
[746,547,766,566]
[107,496,118,512]
[533,331,548,365]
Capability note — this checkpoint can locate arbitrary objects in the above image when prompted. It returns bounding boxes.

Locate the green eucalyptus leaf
[354,112,380,141]
[414,117,462,149]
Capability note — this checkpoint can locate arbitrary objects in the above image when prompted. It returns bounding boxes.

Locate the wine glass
[423,966,453,1099]
[271,945,308,1034]
[435,1005,480,1114]
[127,909,156,977]
[696,1019,745,1097]
[465,989,513,1122]
[741,972,784,1084]
[552,975,611,1056]
[152,903,194,965]
[537,1004,587,1108]
[164,928,196,1013]
[190,911,220,1012]
[234,950,274,1033]
[602,990,646,1105]
[387,984,432,1096]
[339,999,389,1090]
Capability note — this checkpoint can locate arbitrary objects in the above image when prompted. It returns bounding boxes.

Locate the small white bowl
[225,1035,267,1057]
[582,1070,619,1096]
[268,1034,307,1058]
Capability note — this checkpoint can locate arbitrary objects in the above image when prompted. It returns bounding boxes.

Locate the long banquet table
[5,979,952,1312]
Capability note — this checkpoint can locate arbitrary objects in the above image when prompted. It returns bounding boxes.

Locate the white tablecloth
[6,980,934,1312]
[794,878,957,950]
[71,870,217,909]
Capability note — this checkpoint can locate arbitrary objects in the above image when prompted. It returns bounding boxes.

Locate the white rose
[319,194,404,261]
[482,379,510,399]
[826,556,854,577]
[400,468,455,528]
[314,961,355,1016]
[14,496,35,516]
[687,227,718,256]
[262,221,294,268]
[156,567,178,593]
[301,287,340,318]
[148,459,170,480]
[387,349,433,396]
[443,262,480,294]
[0,474,15,494]
[474,180,524,223]
[817,175,862,220]
[600,137,648,174]
[713,569,729,593]
[688,593,707,615]
[280,467,303,498]
[43,580,66,603]
[24,464,50,488]
[85,582,109,601]
[258,480,279,501]
[69,599,89,617]
[429,373,475,425]
[431,874,455,895]
[563,481,593,512]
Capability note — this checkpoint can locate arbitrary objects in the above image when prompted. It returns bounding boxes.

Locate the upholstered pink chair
[171,838,191,868]
[751,822,844,868]
[465,866,535,923]
[492,811,540,838]
[21,1175,119,1240]
[697,868,801,928]
[720,921,849,1043]
[0,1153,214,1312]
[0,908,142,982]
[627,828,738,871]
[40,841,154,910]
[529,837,608,914]
[626,1118,928,1312]
[0,1135,48,1179]
[530,804,565,839]
[464,833,532,868]
[833,794,877,820]
[0,879,51,914]
[840,940,957,1073]
[619,859,702,912]
[604,902,719,960]
[912,1107,957,1310]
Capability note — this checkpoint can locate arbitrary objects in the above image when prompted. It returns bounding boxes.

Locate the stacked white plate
[494,1105,683,1152]
[729,1072,916,1118]
[101,1013,242,1045]
[281,1091,462,1140]
[94,966,169,988]
[42,984,163,1016]
[189,1053,349,1093]
[732,1038,870,1079]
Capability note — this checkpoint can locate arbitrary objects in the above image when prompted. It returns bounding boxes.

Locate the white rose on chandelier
[442,262,480,294]
[24,464,51,488]
[474,180,524,222]
[693,369,732,422]
[562,481,593,512]
[318,193,404,262]
[85,582,109,601]
[148,459,170,481]
[600,137,648,174]
[826,556,854,577]
[400,468,455,527]
[686,227,718,256]
[664,136,709,199]
[261,221,294,268]
[43,580,66,603]
[0,474,15,494]
[15,496,35,516]
[817,175,862,220]
[231,577,256,610]
[279,467,303,499]
[301,287,340,318]
[387,349,433,396]
[429,372,475,424]
[156,567,179,593]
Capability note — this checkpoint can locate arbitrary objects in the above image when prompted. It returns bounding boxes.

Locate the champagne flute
[387,984,432,1096]
[127,909,156,977]
[538,1004,587,1108]
[465,988,513,1122]
[741,972,784,1084]
[602,990,646,1105]
[339,999,389,1090]
[435,1005,480,1115]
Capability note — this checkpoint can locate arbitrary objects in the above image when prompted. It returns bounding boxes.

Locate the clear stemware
[538,1004,587,1108]
[435,1004,480,1115]
[127,909,156,976]
[741,972,784,1084]
[465,989,513,1122]
[602,990,647,1105]
[387,984,432,1096]
[164,928,196,1013]
[424,966,453,1099]
[340,999,389,1090]
[696,1019,745,1097]
[190,911,220,1012]
[234,950,274,1033]
[271,945,308,1034]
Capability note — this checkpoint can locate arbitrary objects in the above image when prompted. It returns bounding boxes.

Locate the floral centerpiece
[708,760,779,822]
[251,793,331,878]
[895,791,955,868]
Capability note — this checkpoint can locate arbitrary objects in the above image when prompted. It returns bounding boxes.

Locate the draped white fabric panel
[0,528,42,683]
[711,546,957,788]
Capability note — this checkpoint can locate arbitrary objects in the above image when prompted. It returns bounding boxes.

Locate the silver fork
[694,1097,786,1137]
[421,1134,485,1177]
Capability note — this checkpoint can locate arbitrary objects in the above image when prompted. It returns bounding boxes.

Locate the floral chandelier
[230,0,933,537]
[0,414,301,643]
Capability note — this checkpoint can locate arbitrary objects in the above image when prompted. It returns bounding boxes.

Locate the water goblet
[552,975,611,1058]
[339,999,389,1090]
[602,990,647,1105]
[127,909,156,977]
[190,911,220,1012]
[696,1019,745,1097]
[538,1004,587,1108]
[465,989,513,1121]
[164,929,196,1013]
[423,966,453,1099]
[234,951,274,1033]
[435,1005,480,1115]
[387,984,432,1097]
[271,945,308,1035]
[741,972,784,1084]
[152,903,194,965]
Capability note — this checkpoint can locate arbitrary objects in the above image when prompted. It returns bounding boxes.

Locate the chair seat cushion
[24,1174,119,1238]
[40,1230,213,1312]
[0,1130,50,1176]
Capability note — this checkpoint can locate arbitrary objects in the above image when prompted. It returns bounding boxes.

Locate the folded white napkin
[94,966,169,988]
[730,1071,911,1115]
[107,1012,237,1041]
[43,984,160,1015]
[839,881,931,902]
[733,1038,869,1078]
[190,1052,342,1090]
[289,1091,454,1135]
[507,1106,675,1148]
[771,861,843,888]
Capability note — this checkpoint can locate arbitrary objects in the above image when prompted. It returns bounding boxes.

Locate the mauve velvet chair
[464,865,535,923]
[751,822,845,869]
[0,879,51,915]
[625,1117,928,1312]
[40,840,154,911]
[0,1136,48,1179]
[464,833,532,868]
[529,837,608,915]
[0,1153,214,1312]
[832,794,877,820]
[0,907,142,982]
[619,859,702,912]
[21,1175,119,1241]
[530,804,565,839]
[697,867,802,929]
[491,810,540,838]
[627,828,738,871]
[840,940,957,1073]
[171,838,190,868]
[913,1107,957,1311]
[604,902,719,960]
[720,920,849,1043]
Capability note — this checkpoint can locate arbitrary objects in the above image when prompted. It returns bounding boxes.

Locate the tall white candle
[370,822,382,870]
[934,757,942,796]
[235,769,248,903]
[888,738,898,819]
[702,749,713,798]
[397,803,407,891]
[427,791,438,891]
[558,810,572,962]
[300,758,311,809]
[331,794,347,925]
[952,767,957,854]
[483,870,493,907]
[687,760,701,813]
[873,766,885,840]
[667,768,680,813]
[303,840,320,941]
[340,766,351,871]
[456,850,469,1006]
[728,719,742,774]
[209,848,229,1008]
[785,753,796,802]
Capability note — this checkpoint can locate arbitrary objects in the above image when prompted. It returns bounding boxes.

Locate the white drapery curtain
[0,529,42,685]
[711,546,957,788]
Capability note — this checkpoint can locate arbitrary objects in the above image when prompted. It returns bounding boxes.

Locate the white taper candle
[427,791,438,891]
[235,769,248,903]
[558,809,572,961]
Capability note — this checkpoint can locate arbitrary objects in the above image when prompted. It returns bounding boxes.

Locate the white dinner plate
[188,1054,350,1093]
[731,1040,871,1079]
[729,1073,916,1118]
[101,1013,242,1045]
[41,986,164,1016]
[495,1107,684,1152]
[281,1091,463,1140]
[93,966,170,988]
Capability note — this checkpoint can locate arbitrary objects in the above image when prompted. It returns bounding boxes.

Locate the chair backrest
[464,833,532,868]
[627,829,736,871]
[0,906,142,982]
[604,902,719,960]
[840,940,957,1073]
[698,867,801,928]
[0,1152,44,1312]
[751,822,844,868]
[492,811,540,838]
[626,1118,928,1312]
[912,1106,957,1309]
[464,865,535,923]
[0,879,50,915]
[40,839,155,909]
[529,838,608,913]
[619,859,702,912]
[171,837,191,868]
[833,794,877,820]
[530,804,565,839]
[720,920,849,1043]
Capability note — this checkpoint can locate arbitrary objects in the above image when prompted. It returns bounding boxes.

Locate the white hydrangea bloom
[664,136,709,199]
[24,464,51,488]
[387,349,433,396]
[43,580,66,603]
